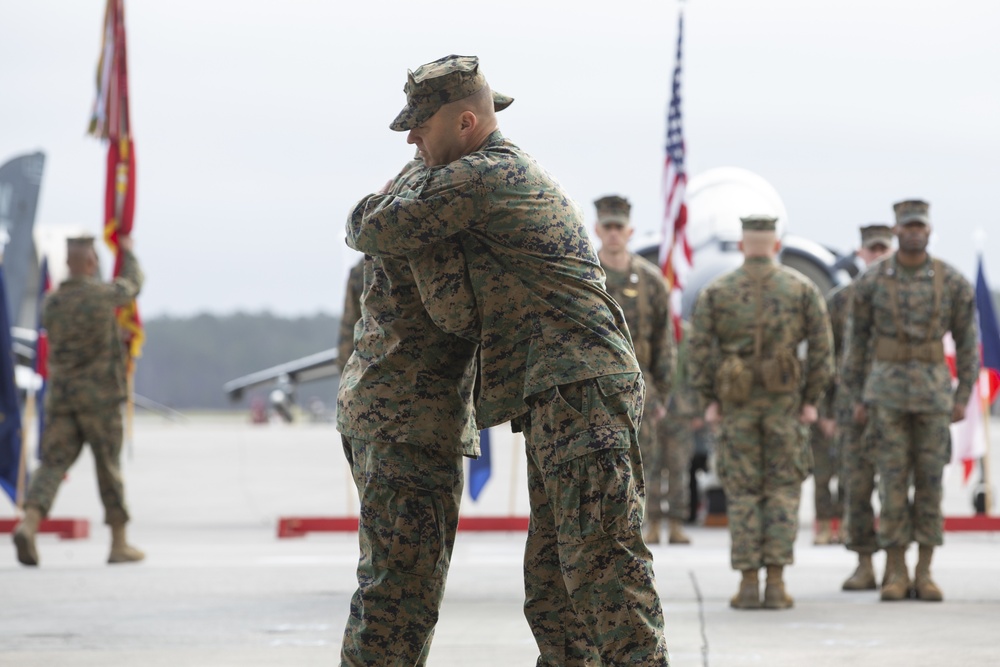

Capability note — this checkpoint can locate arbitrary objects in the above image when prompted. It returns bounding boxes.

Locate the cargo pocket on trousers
[594,372,642,430]
[555,427,638,544]
[374,459,458,578]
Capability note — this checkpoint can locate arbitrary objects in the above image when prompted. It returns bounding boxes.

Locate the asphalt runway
[2,414,998,666]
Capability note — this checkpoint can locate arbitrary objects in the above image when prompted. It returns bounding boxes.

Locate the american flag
[659,12,691,338]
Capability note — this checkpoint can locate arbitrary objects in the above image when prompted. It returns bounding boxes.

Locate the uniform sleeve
[687,289,717,410]
[843,278,873,404]
[346,160,490,256]
[819,291,844,417]
[950,274,979,408]
[107,250,143,307]
[648,277,675,401]
[802,283,834,406]
[337,263,364,373]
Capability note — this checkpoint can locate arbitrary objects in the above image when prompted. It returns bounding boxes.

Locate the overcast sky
[2,0,998,320]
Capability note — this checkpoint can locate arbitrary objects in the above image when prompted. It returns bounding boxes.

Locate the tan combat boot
[730,569,761,609]
[108,523,145,564]
[668,519,691,545]
[814,519,835,545]
[913,545,943,602]
[13,507,42,566]
[763,565,794,609]
[879,546,910,601]
[643,520,661,546]
[842,553,877,591]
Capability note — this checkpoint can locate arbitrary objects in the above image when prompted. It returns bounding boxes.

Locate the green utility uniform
[689,250,833,572]
[843,255,976,550]
[25,249,143,527]
[337,159,479,666]
[602,254,675,527]
[349,128,669,664]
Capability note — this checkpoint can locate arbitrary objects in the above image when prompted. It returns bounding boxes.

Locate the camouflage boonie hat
[893,199,930,225]
[594,195,631,226]
[740,214,778,232]
[860,224,893,249]
[389,55,514,132]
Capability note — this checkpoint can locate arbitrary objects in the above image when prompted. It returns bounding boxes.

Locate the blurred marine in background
[593,195,680,545]
[688,214,833,610]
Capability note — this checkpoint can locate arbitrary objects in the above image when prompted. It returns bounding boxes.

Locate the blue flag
[468,428,491,501]
[0,264,25,503]
[976,257,1000,405]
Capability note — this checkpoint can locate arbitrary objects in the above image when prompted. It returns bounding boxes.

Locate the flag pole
[981,384,994,514]
[14,388,33,511]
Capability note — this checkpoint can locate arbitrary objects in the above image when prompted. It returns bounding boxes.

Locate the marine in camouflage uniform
[657,321,701,538]
[688,215,833,610]
[593,195,681,546]
[336,158,480,665]
[843,200,977,603]
[13,236,144,567]
[348,55,669,666]
[822,224,894,589]
[335,258,364,374]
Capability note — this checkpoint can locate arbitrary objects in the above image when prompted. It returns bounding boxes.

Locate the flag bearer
[14,235,144,566]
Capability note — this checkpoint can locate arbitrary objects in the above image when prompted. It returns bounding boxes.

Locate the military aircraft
[222,165,856,418]
[0,151,46,373]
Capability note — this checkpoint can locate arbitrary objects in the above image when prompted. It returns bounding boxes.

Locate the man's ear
[459,110,476,132]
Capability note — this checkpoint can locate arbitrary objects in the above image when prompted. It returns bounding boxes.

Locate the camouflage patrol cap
[893,199,930,225]
[594,195,631,226]
[740,214,778,232]
[389,55,514,132]
[860,224,893,249]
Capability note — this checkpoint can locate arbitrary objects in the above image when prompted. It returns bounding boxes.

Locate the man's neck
[895,249,928,268]
[599,248,631,272]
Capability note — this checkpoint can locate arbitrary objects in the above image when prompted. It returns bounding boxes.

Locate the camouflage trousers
[838,413,878,554]
[25,406,129,525]
[810,422,842,521]
[648,413,696,522]
[717,393,810,571]
[869,407,951,549]
[515,373,669,667]
[638,413,664,523]
[339,436,463,667]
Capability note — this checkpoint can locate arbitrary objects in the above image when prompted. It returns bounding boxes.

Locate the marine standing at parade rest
[13,235,145,567]
[688,215,833,610]
[593,195,682,545]
[347,54,669,666]
[819,224,894,589]
[335,258,364,374]
[336,157,483,664]
[843,200,977,602]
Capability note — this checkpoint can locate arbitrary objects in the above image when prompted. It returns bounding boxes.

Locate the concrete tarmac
[2,414,998,666]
